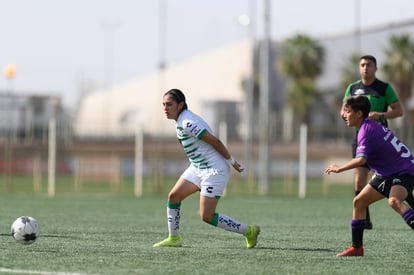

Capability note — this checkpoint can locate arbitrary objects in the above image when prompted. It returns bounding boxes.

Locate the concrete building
[74,19,414,142]
[74,40,255,139]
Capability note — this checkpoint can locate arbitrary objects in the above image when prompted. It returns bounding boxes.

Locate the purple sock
[402,208,414,230]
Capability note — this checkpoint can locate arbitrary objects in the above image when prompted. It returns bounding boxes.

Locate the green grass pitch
[0,194,412,274]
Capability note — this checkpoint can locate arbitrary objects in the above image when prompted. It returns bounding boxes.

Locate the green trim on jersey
[197,129,207,139]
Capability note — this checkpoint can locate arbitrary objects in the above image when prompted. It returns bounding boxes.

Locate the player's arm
[371,85,404,120]
[370,101,403,120]
[386,85,404,119]
[200,131,244,173]
[325,157,366,174]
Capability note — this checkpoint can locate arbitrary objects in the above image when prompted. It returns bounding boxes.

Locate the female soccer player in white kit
[153,88,260,248]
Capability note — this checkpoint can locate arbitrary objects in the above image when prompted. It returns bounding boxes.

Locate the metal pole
[245,0,256,192]
[3,65,16,190]
[354,0,361,53]
[299,124,307,199]
[101,20,119,134]
[101,20,120,90]
[134,125,143,197]
[258,0,271,194]
[154,0,167,192]
[48,117,56,197]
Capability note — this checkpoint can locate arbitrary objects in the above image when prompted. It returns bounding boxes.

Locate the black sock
[402,208,414,230]
[366,207,371,222]
[351,219,365,247]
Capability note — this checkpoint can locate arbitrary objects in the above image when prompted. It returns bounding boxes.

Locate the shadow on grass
[0,233,78,239]
[256,246,335,252]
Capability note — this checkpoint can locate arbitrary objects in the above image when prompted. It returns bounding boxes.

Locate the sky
[1,0,414,110]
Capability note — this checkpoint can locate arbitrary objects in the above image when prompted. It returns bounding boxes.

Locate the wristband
[227,157,235,166]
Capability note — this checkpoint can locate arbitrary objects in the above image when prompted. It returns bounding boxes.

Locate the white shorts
[180,163,230,198]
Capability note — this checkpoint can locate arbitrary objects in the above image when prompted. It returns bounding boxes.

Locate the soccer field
[0,194,411,274]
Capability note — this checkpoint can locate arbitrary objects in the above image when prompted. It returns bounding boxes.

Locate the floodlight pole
[3,64,16,189]
[258,0,271,194]
[243,0,257,191]
[153,0,168,191]
[354,0,361,53]
[101,20,120,90]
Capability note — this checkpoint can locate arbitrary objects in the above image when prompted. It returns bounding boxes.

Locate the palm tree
[277,34,325,124]
[382,33,414,142]
[331,53,363,141]
[340,53,361,90]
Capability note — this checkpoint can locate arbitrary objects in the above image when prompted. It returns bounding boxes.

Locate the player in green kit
[340,55,403,229]
[153,88,260,248]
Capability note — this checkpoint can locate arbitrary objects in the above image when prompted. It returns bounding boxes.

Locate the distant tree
[382,33,414,141]
[340,53,361,90]
[382,34,414,104]
[277,34,325,124]
[332,53,362,110]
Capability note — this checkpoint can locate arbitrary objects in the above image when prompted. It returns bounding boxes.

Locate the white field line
[0,267,96,275]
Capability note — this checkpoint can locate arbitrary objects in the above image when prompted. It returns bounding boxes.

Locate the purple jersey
[356,119,414,178]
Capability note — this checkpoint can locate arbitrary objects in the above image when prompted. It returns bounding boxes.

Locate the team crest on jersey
[354,89,365,95]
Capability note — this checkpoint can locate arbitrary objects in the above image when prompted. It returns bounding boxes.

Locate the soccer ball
[11,216,40,245]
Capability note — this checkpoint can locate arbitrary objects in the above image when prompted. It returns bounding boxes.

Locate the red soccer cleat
[336,246,364,257]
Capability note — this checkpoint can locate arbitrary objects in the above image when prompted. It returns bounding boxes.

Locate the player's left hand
[325,164,339,174]
[232,160,245,173]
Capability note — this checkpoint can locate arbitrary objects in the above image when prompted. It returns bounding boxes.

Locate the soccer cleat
[153,236,182,247]
[244,225,260,248]
[336,246,364,257]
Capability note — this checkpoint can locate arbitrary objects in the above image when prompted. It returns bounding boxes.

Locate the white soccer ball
[11,216,40,245]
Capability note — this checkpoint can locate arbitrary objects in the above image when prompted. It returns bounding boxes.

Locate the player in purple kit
[341,55,403,230]
[326,95,414,257]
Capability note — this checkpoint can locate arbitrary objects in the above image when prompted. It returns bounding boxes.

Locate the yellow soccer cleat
[153,236,182,247]
[244,225,260,248]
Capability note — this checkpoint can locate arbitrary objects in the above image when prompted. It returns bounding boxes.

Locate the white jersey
[176,109,224,169]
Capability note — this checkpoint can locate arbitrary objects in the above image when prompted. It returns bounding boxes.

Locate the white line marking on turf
[0,267,94,275]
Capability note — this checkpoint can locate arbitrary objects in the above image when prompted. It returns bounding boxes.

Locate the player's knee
[167,191,180,203]
[388,197,401,210]
[199,211,213,224]
[353,196,366,210]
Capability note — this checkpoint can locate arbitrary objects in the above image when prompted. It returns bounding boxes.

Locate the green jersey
[343,78,398,126]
